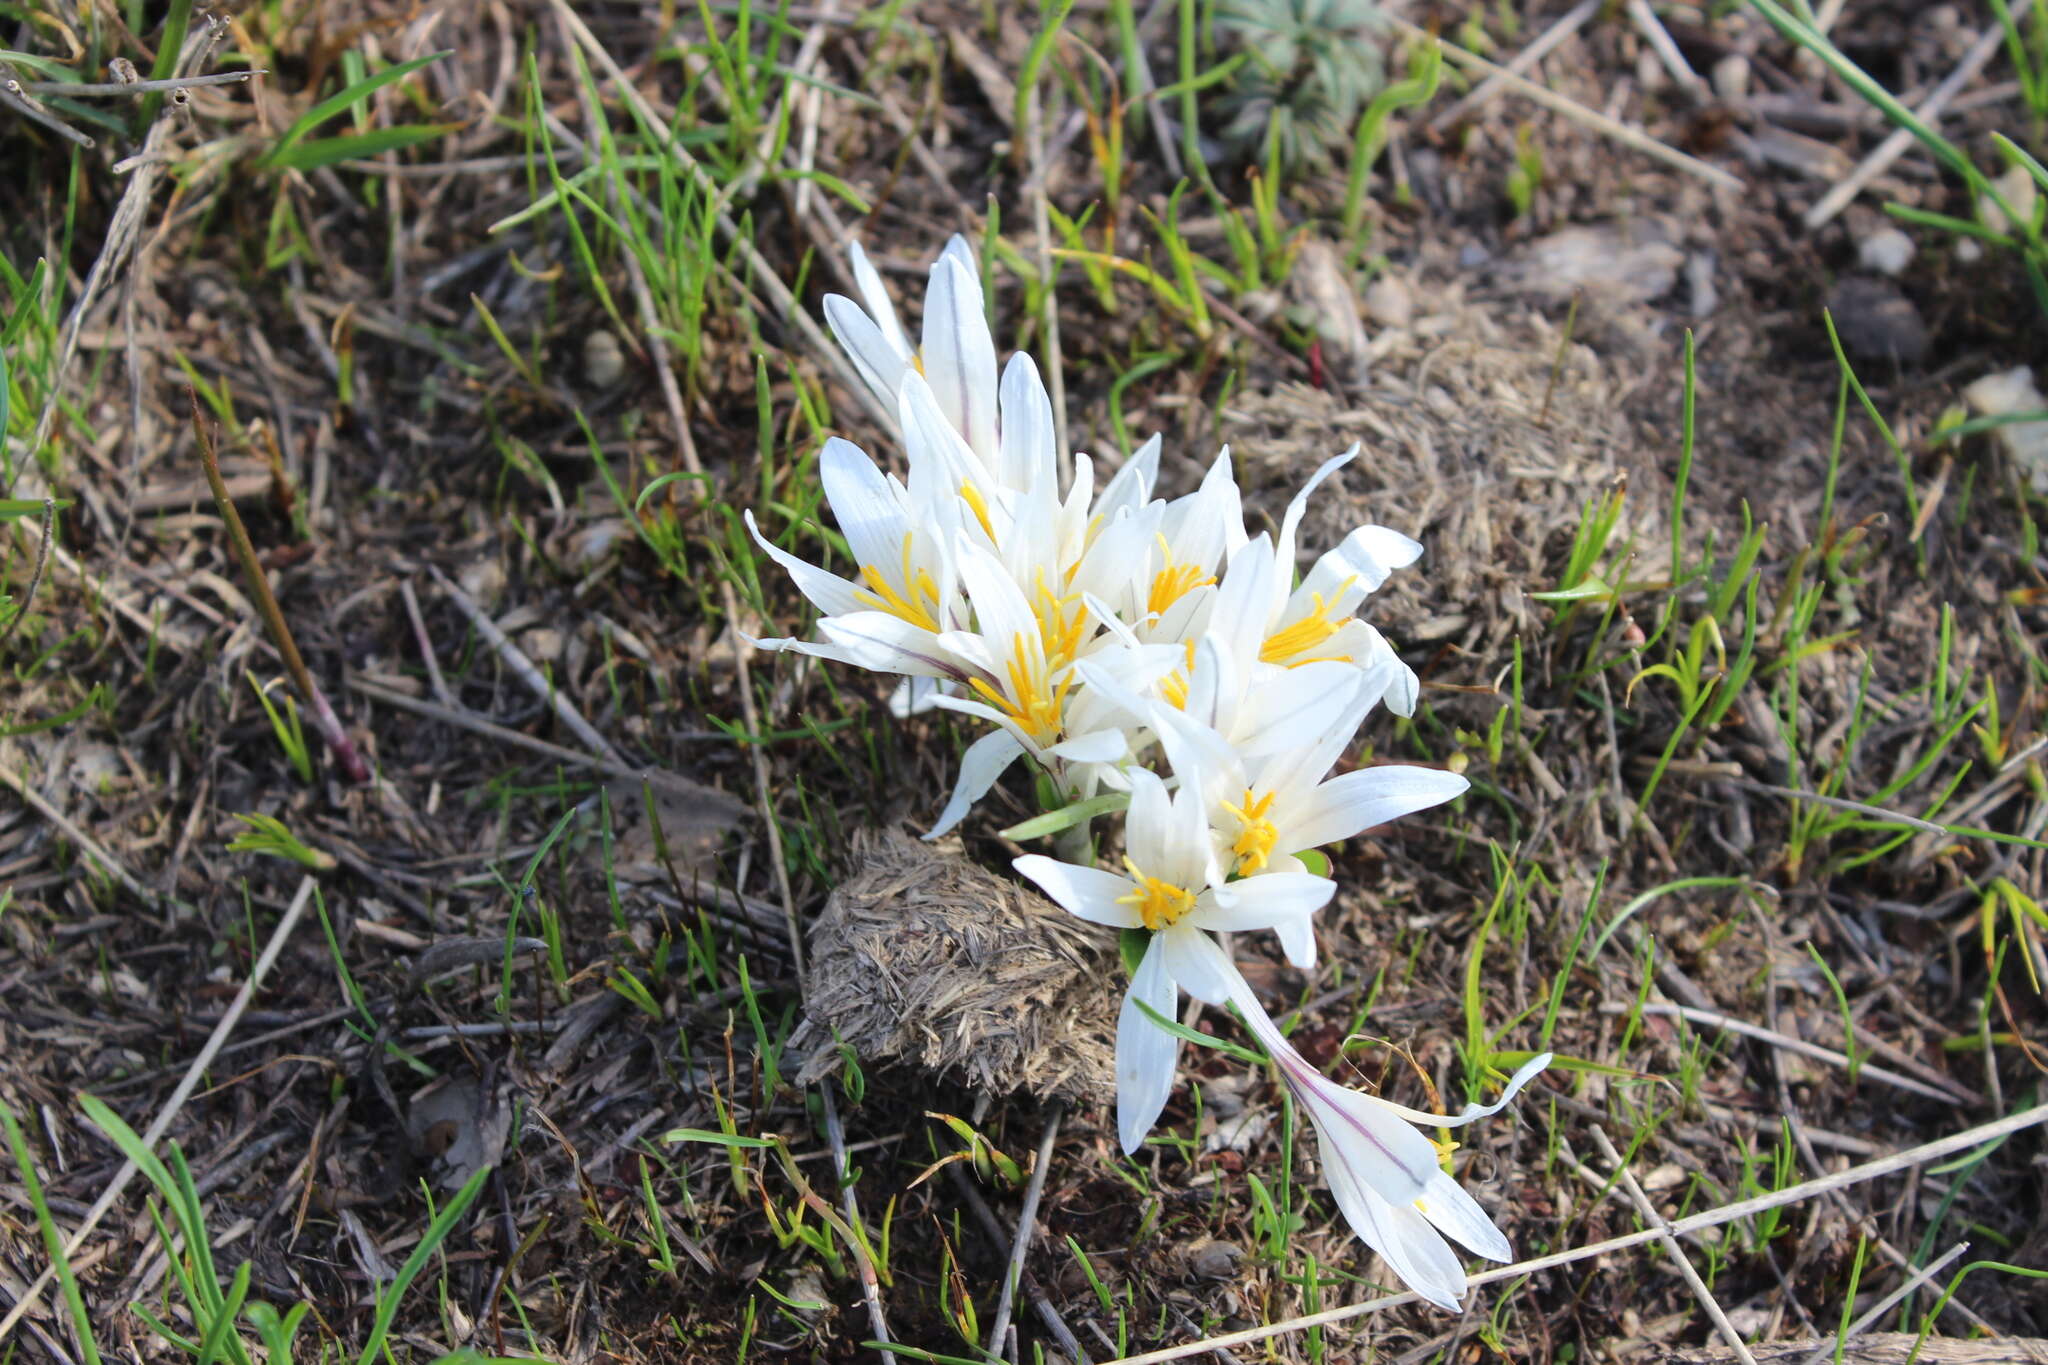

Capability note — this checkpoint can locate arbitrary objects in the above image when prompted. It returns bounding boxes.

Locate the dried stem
[190,390,369,783]
[0,497,55,651]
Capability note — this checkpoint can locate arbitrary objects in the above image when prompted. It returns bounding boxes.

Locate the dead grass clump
[796,830,1117,1102]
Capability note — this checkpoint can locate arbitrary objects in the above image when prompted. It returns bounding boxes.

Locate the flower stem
[190,389,369,784]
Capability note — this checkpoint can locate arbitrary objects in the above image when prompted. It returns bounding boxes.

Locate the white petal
[1116,935,1182,1153]
[820,438,910,579]
[1366,1052,1553,1130]
[1123,767,1174,874]
[1276,445,1357,572]
[1285,766,1470,853]
[1013,855,1141,928]
[744,509,864,618]
[1274,913,1318,969]
[925,729,1025,838]
[922,255,1000,462]
[817,612,961,678]
[1046,728,1127,763]
[847,240,911,358]
[1316,1150,1470,1311]
[1231,663,1361,756]
[1154,925,1245,1008]
[997,351,1057,494]
[1093,432,1160,521]
[824,295,911,416]
[1416,1169,1513,1262]
[1188,873,1335,933]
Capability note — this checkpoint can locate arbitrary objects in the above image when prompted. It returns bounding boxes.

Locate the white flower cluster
[749,238,1547,1310]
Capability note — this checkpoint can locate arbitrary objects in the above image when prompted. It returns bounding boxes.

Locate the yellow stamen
[966,632,1068,746]
[1259,576,1359,663]
[1116,856,1197,930]
[1221,788,1280,873]
[1031,570,1088,672]
[1159,638,1197,711]
[1146,535,1215,618]
[960,481,997,541]
[854,532,941,631]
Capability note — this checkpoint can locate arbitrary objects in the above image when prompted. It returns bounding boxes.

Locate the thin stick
[1386,15,1743,192]
[1626,0,1706,96]
[985,1105,1063,1359]
[398,578,454,706]
[1585,1128,1757,1365]
[1803,22,2005,230]
[1100,1102,2048,1365]
[14,71,263,96]
[427,563,623,766]
[1429,0,1598,130]
[193,393,369,783]
[1605,1001,1975,1106]
[0,877,319,1348]
[1799,1241,1969,1365]
[0,81,94,145]
[345,676,725,801]
[821,1081,897,1365]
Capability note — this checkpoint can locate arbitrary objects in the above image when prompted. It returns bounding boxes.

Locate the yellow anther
[1146,534,1215,618]
[967,632,1067,746]
[854,533,941,631]
[960,481,997,541]
[1116,856,1197,930]
[1259,576,1360,664]
[1221,788,1280,874]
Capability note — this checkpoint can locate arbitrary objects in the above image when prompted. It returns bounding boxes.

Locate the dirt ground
[5,1,2048,1362]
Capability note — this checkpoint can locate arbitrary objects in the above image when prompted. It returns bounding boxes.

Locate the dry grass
[4,1,2048,1362]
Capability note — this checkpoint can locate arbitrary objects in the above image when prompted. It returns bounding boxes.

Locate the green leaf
[662,1127,775,1149]
[1295,848,1331,878]
[999,790,1130,841]
[1488,1049,1643,1079]
[262,51,450,168]
[1529,577,1615,603]
[266,123,460,173]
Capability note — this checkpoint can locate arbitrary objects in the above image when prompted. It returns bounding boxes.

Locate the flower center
[967,631,1068,746]
[1159,639,1197,711]
[1032,570,1089,672]
[1259,576,1359,664]
[855,532,941,631]
[1222,788,1280,873]
[1146,535,1215,618]
[1117,856,1196,930]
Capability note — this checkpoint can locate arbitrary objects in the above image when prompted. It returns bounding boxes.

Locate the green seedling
[244,670,313,784]
[226,811,335,871]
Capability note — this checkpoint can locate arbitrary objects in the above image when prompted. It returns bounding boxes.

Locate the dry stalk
[190,390,369,783]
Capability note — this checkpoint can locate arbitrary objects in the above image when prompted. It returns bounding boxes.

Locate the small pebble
[582,329,625,388]
[1363,275,1414,328]
[522,627,566,663]
[1857,226,1916,277]
[458,558,507,608]
[1458,242,1492,269]
[1711,53,1751,100]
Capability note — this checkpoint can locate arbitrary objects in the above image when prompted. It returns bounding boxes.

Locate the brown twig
[190,390,369,783]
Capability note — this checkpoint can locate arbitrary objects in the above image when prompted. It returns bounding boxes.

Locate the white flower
[745,428,971,680]
[1220,446,1424,709]
[1166,930,1550,1311]
[1013,768,1336,1151]
[827,237,1005,472]
[1148,664,1469,965]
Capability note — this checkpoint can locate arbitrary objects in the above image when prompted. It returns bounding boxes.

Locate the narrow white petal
[744,509,864,618]
[1316,1150,1470,1311]
[1285,766,1470,854]
[925,729,1025,838]
[1415,1170,1513,1262]
[1231,662,1361,756]
[997,352,1057,495]
[823,295,911,415]
[1013,855,1142,928]
[1273,913,1318,969]
[1116,936,1183,1153]
[1366,1052,1553,1130]
[1093,432,1160,520]
[922,255,1000,462]
[1276,445,1357,571]
[847,240,911,358]
[820,438,910,579]
[1188,873,1335,932]
[1123,767,1174,874]
[816,612,962,679]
